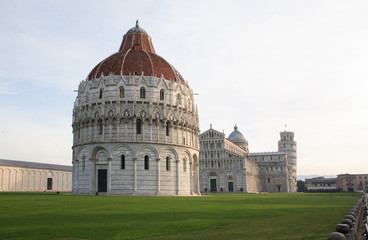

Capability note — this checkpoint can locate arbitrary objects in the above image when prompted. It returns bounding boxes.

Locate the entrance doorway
[228,182,234,192]
[98,169,107,192]
[210,179,217,192]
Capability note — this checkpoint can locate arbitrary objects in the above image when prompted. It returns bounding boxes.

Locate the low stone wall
[328,194,368,240]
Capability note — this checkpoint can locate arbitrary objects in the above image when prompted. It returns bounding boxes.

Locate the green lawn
[0,192,360,240]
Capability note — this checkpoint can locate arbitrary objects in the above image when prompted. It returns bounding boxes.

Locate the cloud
[0,81,18,95]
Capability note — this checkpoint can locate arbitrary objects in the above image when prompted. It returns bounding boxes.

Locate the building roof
[87,21,185,85]
[228,125,247,143]
[305,177,336,184]
[0,159,72,172]
[248,152,286,156]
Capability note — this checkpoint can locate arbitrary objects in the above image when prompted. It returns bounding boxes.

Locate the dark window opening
[144,155,149,170]
[136,120,142,134]
[166,122,169,136]
[166,156,170,171]
[140,87,146,99]
[183,160,187,172]
[99,123,103,135]
[268,178,270,183]
[119,87,124,98]
[82,156,86,171]
[121,155,125,169]
[160,89,165,100]
[47,178,53,190]
[99,88,103,99]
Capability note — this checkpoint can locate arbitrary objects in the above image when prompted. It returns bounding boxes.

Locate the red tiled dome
[87,21,185,85]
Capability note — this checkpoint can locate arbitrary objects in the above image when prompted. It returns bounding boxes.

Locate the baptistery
[72,21,200,196]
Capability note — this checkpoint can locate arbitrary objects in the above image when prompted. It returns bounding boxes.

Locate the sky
[0,0,367,176]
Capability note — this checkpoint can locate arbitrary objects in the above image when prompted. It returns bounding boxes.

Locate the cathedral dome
[228,125,247,143]
[87,20,185,85]
[228,125,248,151]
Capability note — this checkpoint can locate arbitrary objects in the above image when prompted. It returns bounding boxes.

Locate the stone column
[117,120,120,140]
[163,122,167,143]
[196,162,200,194]
[102,121,105,142]
[157,158,161,195]
[181,126,184,145]
[133,119,136,141]
[83,125,86,143]
[185,127,188,145]
[107,157,112,193]
[176,124,179,144]
[149,120,153,141]
[176,159,180,195]
[133,157,137,194]
[72,160,78,192]
[89,158,96,194]
[125,121,128,140]
[190,161,193,195]
[156,122,160,142]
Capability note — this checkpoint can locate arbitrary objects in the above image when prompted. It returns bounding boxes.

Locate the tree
[297,180,305,192]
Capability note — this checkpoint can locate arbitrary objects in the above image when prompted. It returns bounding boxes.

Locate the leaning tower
[71,21,200,196]
[278,131,297,192]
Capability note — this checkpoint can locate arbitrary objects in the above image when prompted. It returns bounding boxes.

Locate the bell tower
[278,131,297,192]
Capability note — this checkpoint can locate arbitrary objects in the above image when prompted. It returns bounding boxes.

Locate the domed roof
[126,20,147,34]
[87,21,185,85]
[228,125,247,143]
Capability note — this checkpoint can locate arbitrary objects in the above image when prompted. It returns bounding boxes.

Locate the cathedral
[72,21,200,196]
[199,125,297,193]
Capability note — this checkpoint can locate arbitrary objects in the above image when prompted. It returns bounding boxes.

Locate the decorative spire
[136,19,139,28]
[234,124,238,131]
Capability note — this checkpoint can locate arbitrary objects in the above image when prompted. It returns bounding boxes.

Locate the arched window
[121,155,125,169]
[166,156,170,171]
[86,91,89,102]
[177,94,181,104]
[144,155,149,170]
[82,156,86,171]
[140,87,146,99]
[136,119,142,134]
[166,122,170,136]
[183,160,187,172]
[98,121,103,135]
[160,89,165,100]
[119,86,124,98]
[99,88,103,99]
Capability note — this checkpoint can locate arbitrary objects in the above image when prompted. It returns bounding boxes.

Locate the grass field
[0,192,360,240]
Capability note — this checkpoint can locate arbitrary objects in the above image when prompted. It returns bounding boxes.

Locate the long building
[0,159,72,192]
[336,174,368,192]
[305,177,337,191]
